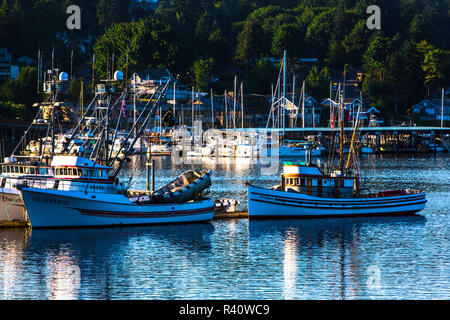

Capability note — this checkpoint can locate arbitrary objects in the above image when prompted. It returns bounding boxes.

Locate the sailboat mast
[339,83,344,170]
[210,89,214,128]
[241,82,244,129]
[302,81,305,128]
[191,86,194,127]
[233,75,237,129]
[133,73,137,138]
[282,50,286,141]
[224,90,228,129]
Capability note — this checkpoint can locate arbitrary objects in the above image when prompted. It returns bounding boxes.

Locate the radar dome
[114,70,124,81]
[59,72,69,82]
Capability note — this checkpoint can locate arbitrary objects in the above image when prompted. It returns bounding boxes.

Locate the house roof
[413,99,450,108]
[366,106,380,113]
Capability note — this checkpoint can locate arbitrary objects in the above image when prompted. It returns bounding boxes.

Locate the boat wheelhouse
[281,161,357,199]
[0,157,52,222]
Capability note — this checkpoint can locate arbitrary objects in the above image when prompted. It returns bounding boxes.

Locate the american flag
[121,99,126,118]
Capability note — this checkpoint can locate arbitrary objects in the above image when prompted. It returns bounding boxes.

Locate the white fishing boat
[18,155,214,228]
[248,80,427,219]
[248,162,426,219]
[17,77,216,228]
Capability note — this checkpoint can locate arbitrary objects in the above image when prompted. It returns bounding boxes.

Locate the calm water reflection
[0,154,448,299]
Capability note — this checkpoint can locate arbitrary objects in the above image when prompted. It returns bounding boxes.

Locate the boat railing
[16,177,116,194]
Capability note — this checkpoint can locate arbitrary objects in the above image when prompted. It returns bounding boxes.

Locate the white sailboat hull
[19,188,215,228]
[248,185,426,219]
[279,147,322,158]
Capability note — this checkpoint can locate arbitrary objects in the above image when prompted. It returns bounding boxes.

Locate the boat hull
[0,188,26,221]
[248,185,426,219]
[19,188,215,228]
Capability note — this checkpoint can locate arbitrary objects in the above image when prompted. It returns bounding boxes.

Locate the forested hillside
[0,0,449,121]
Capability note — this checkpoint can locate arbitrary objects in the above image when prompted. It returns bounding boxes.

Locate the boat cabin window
[30,167,35,174]
[40,168,48,175]
[77,169,82,176]
[19,166,24,174]
[68,168,73,175]
[24,167,29,174]
[64,168,68,175]
[300,178,305,186]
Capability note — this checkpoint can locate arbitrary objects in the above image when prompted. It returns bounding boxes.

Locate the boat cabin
[51,156,112,180]
[281,162,358,198]
[0,157,50,177]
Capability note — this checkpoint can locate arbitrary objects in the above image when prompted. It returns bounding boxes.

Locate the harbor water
[0,154,448,299]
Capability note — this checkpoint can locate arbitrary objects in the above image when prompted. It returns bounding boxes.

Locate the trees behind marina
[0,0,449,123]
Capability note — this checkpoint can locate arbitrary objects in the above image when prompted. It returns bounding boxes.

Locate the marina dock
[227,126,450,153]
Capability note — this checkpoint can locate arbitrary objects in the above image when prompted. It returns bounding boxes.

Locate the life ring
[332,188,341,198]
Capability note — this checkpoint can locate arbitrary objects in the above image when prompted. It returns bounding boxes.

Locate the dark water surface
[0,154,448,299]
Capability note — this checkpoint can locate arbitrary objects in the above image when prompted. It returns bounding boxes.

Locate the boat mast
[241,81,244,129]
[134,73,137,138]
[302,81,305,128]
[346,103,361,171]
[339,82,345,170]
[224,90,228,129]
[282,50,286,144]
[211,89,214,128]
[50,46,55,158]
[233,75,237,129]
[191,86,194,127]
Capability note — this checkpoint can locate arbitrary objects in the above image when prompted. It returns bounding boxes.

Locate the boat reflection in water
[248,215,426,299]
[0,228,31,299]
[26,224,214,299]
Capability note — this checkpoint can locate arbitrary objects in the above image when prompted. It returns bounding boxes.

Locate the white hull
[279,147,322,158]
[19,188,215,228]
[248,185,426,218]
[0,188,26,221]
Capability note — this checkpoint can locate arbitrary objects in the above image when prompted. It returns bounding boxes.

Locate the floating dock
[0,220,30,228]
[214,211,248,219]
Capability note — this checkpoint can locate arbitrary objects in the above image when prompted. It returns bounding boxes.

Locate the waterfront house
[0,48,19,80]
[302,96,322,127]
[412,99,450,122]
